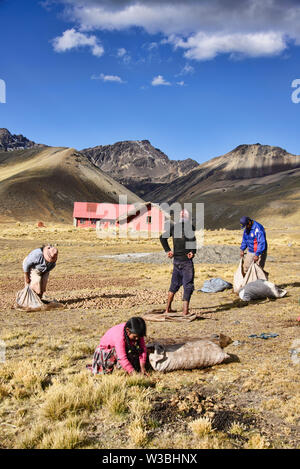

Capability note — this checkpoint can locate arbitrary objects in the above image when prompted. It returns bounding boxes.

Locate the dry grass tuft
[128,419,148,447]
[38,416,85,449]
[128,389,152,419]
[244,433,270,449]
[105,388,128,417]
[16,416,85,449]
[126,374,154,389]
[0,361,49,400]
[16,422,50,449]
[189,417,214,437]
[12,362,48,396]
[0,383,10,400]
[41,372,103,421]
[39,425,84,449]
[229,421,248,436]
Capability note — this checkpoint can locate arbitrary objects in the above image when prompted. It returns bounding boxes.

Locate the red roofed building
[73,202,167,232]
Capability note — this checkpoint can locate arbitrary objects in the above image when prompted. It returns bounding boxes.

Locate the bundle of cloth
[199,278,233,293]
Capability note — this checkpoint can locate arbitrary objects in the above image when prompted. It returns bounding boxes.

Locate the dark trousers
[169,259,194,302]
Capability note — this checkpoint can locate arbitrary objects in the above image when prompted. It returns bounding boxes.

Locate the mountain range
[0,128,299,228]
[81,139,199,198]
[0,128,42,152]
[0,131,142,223]
[145,143,300,228]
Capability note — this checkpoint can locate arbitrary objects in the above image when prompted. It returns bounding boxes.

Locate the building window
[146,216,152,224]
[80,218,85,224]
[91,219,97,225]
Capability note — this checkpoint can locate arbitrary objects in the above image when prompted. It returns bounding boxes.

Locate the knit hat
[239,216,251,227]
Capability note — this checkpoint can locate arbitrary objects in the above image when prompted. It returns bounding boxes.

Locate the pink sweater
[99,322,147,373]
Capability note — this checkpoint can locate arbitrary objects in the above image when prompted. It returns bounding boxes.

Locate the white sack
[16,285,44,310]
[233,260,267,293]
[239,280,287,301]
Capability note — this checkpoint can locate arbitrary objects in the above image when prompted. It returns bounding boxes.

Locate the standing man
[239,216,268,274]
[23,245,58,299]
[160,209,197,316]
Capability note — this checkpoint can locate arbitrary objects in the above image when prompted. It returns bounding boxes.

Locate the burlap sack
[149,339,230,372]
[233,260,267,293]
[147,333,233,350]
[16,285,44,311]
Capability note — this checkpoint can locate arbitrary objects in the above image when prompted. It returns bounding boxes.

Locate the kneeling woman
[90,317,148,375]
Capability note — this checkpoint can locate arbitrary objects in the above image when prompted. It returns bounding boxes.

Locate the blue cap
[240,216,251,227]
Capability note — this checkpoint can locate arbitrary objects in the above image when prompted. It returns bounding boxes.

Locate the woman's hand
[140,365,149,377]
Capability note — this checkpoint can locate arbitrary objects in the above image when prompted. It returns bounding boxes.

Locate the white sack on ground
[239,280,287,302]
[16,285,44,310]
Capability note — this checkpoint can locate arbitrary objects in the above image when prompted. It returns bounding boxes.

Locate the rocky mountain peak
[231,143,290,157]
[0,128,40,151]
[81,139,199,197]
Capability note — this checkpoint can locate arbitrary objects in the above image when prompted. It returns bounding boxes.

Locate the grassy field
[0,223,299,449]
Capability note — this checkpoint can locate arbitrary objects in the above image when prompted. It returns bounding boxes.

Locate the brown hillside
[0,146,143,223]
[146,144,300,229]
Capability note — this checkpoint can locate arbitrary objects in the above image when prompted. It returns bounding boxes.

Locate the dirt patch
[0,274,139,294]
[59,288,167,311]
[282,320,300,328]
[0,274,143,311]
[102,245,242,265]
[149,385,258,445]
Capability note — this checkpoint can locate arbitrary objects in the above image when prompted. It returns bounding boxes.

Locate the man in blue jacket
[239,216,268,274]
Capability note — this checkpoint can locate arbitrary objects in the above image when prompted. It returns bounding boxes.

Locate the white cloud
[40,0,54,11]
[148,42,158,50]
[91,73,125,83]
[117,47,127,57]
[170,31,287,60]
[176,81,185,86]
[116,47,131,63]
[53,1,300,61]
[151,75,171,86]
[178,63,194,75]
[52,28,104,56]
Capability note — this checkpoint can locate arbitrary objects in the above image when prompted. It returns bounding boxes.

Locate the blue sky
[0,0,300,163]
